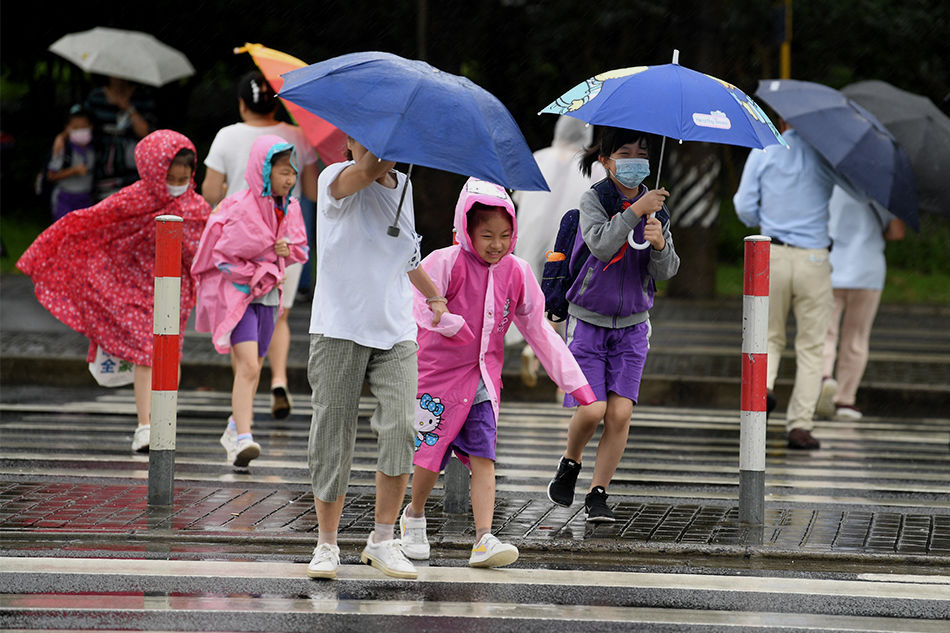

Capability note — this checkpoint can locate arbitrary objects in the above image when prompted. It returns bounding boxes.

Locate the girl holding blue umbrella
[546,126,681,522]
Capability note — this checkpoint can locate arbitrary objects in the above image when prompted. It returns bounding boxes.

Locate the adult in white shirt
[305,137,445,581]
[817,186,906,420]
[201,70,319,420]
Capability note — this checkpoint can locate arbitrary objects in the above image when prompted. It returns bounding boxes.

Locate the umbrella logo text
[692,110,732,130]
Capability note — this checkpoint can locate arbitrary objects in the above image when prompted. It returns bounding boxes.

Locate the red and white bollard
[739,235,770,525]
[148,215,183,507]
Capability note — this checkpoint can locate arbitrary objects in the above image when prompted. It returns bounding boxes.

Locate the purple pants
[563,317,650,406]
[439,400,497,470]
[230,303,277,357]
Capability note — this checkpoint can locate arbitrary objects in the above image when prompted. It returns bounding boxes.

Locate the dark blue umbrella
[755,79,918,231]
[279,51,548,193]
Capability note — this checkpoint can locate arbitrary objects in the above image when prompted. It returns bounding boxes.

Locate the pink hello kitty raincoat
[191,135,308,353]
[411,178,595,472]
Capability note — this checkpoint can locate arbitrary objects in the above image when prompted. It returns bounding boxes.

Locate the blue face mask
[613,157,650,189]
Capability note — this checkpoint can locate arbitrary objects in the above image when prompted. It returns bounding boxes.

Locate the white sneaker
[131,425,150,453]
[469,533,519,568]
[835,404,863,420]
[231,438,261,468]
[360,531,418,579]
[399,506,430,560]
[307,542,340,579]
[219,424,237,458]
[816,378,838,419]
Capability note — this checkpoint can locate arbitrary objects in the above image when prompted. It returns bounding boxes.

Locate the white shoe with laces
[131,425,150,453]
[469,533,519,568]
[360,531,418,579]
[307,542,340,579]
[399,506,430,560]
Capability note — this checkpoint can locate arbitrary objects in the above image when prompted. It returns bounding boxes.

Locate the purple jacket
[566,178,680,328]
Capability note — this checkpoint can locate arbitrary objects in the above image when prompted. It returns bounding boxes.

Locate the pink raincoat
[17,129,211,366]
[412,178,595,472]
[191,135,308,353]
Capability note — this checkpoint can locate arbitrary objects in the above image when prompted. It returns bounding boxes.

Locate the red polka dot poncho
[17,129,212,366]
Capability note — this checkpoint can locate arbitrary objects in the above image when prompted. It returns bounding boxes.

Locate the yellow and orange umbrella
[234,43,346,166]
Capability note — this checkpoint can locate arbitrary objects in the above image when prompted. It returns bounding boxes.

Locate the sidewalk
[3,273,949,415]
[2,481,949,568]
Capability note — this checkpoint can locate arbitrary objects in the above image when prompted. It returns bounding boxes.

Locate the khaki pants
[766,245,833,431]
[822,288,881,406]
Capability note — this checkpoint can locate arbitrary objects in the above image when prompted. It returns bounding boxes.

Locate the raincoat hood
[453,177,517,261]
[134,129,197,199]
[552,115,593,150]
[245,134,296,197]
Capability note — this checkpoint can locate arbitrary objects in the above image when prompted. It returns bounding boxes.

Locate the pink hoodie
[191,135,308,353]
[411,178,595,472]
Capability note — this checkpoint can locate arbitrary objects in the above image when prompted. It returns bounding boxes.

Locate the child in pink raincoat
[398,177,595,568]
[191,134,308,469]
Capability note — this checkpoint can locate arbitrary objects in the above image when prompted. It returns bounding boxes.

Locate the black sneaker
[584,486,615,522]
[547,457,581,506]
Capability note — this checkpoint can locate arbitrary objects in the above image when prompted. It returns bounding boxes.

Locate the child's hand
[632,187,670,217]
[274,239,290,257]
[428,298,447,326]
[644,215,666,250]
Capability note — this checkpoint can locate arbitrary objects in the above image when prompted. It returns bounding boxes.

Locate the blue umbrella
[279,51,548,193]
[539,57,787,152]
[541,51,787,248]
[755,79,918,231]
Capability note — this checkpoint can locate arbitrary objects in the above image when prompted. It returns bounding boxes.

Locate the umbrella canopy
[540,62,787,150]
[234,43,346,166]
[49,27,194,87]
[756,79,919,231]
[278,51,549,192]
[843,80,950,217]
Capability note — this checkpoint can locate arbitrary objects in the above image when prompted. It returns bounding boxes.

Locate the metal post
[443,455,470,514]
[148,215,183,507]
[739,235,770,525]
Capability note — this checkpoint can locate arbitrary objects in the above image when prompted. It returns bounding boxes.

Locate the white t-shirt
[203,122,317,199]
[828,186,891,290]
[309,161,421,349]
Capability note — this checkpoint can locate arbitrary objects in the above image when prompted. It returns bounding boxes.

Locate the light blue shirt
[828,186,892,290]
[733,129,846,249]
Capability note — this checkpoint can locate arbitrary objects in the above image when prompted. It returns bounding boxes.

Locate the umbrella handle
[627,213,655,250]
[387,164,414,238]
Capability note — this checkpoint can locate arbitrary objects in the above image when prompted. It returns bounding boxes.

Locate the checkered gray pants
[307,334,418,502]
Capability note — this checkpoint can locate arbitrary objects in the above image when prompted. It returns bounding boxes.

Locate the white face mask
[167,183,189,198]
[69,128,92,146]
[613,157,650,189]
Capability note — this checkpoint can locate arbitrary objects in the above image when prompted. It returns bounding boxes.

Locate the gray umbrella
[843,80,950,217]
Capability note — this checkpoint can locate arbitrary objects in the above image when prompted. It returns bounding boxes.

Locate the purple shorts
[439,400,497,470]
[230,303,277,357]
[52,189,92,222]
[562,317,650,407]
